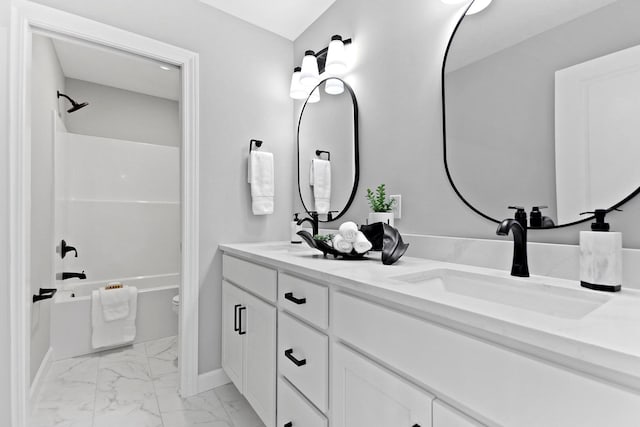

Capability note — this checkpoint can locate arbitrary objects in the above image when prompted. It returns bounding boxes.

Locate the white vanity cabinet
[332,343,434,427]
[219,246,640,427]
[221,256,277,427]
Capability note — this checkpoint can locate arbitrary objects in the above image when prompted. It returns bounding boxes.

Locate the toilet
[172,294,180,314]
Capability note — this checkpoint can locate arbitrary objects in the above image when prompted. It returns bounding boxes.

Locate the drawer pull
[284,348,307,367]
[284,292,306,305]
[238,306,246,335]
[284,423,293,427]
[233,304,241,332]
[412,425,420,427]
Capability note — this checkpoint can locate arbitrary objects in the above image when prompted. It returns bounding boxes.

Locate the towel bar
[315,149,330,161]
[249,139,263,153]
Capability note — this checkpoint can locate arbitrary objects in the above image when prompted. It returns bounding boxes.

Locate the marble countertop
[219,241,640,390]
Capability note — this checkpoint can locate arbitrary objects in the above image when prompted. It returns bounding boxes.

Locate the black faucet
[58,271,87,280]
[496,207,529,277]
[60,240,78,258]
[297,211,319,236]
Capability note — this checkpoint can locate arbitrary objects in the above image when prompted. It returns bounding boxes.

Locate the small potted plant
[365,184,395,227]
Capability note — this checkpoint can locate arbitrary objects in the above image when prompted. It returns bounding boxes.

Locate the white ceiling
[446,0,620,71]
[199,0,336,40]
[53,38,180,101]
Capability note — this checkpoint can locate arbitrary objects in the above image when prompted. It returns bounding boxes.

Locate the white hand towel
[99,286,131,321]
[91,287,138,349]
[333,234,353,253]
[249,151,275,215]
[353,231,373,254]
[339,221,359,243]
[310,159,331,214]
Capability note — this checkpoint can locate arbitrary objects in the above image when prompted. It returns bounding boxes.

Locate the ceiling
[446,0,620,71]
[52,38,180,101]
[199,0,336,40]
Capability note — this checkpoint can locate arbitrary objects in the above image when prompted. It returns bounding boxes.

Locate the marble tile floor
[31,336,265,427]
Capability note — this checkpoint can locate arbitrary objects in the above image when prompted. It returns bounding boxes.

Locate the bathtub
[51,273,179,360]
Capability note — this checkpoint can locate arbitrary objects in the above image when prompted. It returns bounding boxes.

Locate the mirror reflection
[444,0,640,227]
[297,78,358,222]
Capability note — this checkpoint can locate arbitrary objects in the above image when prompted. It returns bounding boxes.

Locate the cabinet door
[332,343,433,427]
[243,291,277,427]
[221,281,244,392]
[433,401,483,427]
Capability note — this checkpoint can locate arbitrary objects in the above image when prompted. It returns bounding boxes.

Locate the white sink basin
[391,269,610,319]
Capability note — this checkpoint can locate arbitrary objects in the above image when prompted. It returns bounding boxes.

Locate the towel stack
[91,285,138,349]
[248,151,275,215]
[310,159,331,214]
[334,222,373,254]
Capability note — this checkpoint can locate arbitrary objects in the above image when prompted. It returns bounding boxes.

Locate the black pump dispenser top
[580,209,613,232]
[508,206,527,229]
[529,206,548,228]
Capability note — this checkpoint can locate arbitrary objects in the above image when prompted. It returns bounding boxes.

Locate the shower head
[57,91,89,113]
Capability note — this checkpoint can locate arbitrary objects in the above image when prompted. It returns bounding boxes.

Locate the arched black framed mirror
[297,77,359,222]
[442,0,640,229]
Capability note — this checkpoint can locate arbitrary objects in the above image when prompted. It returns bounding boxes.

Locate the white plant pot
[368,212,394,227]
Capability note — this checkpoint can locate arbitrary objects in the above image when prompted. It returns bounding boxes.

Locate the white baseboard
[30,347,54,400]
[197,368,230,393]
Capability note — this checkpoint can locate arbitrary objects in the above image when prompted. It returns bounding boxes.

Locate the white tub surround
[220,241,640,426]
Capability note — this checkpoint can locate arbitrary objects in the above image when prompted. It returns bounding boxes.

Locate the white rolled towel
[339,221,359,242]
[333,234,353,253]
[353,231,373,254]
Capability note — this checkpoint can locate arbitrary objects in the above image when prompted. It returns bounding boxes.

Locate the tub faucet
[297,211,319,236]
[496,217,529,278]
[58,271,86,280]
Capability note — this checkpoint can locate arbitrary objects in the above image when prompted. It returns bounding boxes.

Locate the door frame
[9,2,201,425]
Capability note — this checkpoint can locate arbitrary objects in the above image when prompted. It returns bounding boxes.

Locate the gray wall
[30,34,64,383]
[28,0,295,375]
[445,0,640,224]
[294,0,640,248]
[0,0,12,422]
[64,78,180,147]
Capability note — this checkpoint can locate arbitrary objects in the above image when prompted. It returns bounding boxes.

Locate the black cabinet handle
[284,423,293,427]
[233,304,241,332]
[238,306,246,335]
[284,348,306,367]
[284,292,306,305]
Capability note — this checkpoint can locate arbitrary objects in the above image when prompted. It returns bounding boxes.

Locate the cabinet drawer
[333,292,640,427]
[277,377,327,427]
[278,272,328,329]
[278,312,329,412]
[223,254,277,302]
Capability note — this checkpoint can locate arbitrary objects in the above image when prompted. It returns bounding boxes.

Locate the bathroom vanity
[219,241,640,427]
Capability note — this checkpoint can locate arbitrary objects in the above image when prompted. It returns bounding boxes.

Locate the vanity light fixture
[324,78,344,95]
[300,50,320,88]
[289,67,308,100]
[290,35,353,100]
[441,0,492,15]
[325,35,347,75]
[308,87,321,103]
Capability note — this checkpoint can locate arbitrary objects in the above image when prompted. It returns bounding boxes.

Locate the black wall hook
[249,139,263,153]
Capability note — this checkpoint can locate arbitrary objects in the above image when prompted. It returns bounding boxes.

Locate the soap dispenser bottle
[291,213,302,244]
[579,209,622,292]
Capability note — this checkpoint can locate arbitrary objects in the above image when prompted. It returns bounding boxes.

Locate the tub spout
[57,271,86,280]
